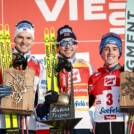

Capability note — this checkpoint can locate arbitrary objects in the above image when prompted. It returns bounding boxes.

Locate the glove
[56,57,72,72]
[36,90,58,118]
[44,90,58,106]
[0,84,12,98]
[13,53,27,70]
[36,103,49,118]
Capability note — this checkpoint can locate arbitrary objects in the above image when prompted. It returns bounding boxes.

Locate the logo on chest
[104,75,116,86]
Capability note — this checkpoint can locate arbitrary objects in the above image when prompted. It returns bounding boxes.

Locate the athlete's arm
[89,92,95,108]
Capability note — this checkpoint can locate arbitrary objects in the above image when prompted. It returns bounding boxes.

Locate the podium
[39,118,82,134]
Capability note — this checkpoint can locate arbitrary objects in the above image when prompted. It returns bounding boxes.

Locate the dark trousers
[23,130,36,134]
[95,122,124,134]
[70,129,93,134]
[50,129,93,134]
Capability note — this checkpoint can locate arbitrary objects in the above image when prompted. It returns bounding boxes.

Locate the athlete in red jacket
[89,32,125,134]
[36,25,94,134]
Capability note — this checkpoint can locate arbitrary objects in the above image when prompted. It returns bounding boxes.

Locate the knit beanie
[14,20,34,39]
[99,32,122,56]
[57,25,77,42]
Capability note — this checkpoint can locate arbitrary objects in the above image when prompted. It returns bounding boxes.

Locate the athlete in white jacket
[0,20,46,134]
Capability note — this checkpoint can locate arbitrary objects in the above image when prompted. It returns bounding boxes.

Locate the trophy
[49,57,75,120]
[41,57,81,134]
[1,53,35,115]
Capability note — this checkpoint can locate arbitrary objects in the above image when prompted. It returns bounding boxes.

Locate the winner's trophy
[41,57,82,134]
[49,57,74,120]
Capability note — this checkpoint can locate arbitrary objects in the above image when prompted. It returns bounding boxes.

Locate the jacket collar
[58,54,76,64]
[98,64,123,73]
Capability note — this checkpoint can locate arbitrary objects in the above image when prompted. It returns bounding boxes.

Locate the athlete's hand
[36,103,49,118]
[44,90,58,106]
[13,53,27,70]
[36,90,58,118]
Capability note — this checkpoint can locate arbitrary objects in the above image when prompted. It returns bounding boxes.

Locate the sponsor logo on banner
[73,85,88,96]
[104,75,116,86]
[104,115,116,120]
[74,99,89,110]
[68,84,88,96]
